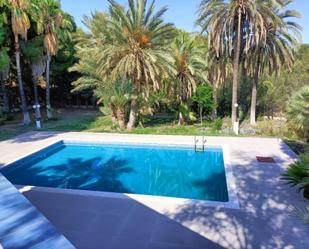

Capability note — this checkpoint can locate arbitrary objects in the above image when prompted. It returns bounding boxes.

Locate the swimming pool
[1,141,229,202]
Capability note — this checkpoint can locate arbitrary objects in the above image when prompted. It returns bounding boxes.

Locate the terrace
[0,132,307,249]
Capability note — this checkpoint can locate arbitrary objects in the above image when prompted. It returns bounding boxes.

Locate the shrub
[287,86,309,141]
[0,110,6,125]
[256,119,293,138]
[281,150,309,199]
[211,118,223,131]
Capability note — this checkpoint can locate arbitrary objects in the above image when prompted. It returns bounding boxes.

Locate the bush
[281,150,309,199]
[287,86,309,141]
[211,118,223,131]
[256,119,294,138]
[0,111,6,125]
[5,114,14,121]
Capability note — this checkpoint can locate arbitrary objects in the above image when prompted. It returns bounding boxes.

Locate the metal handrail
[194,136,206,152]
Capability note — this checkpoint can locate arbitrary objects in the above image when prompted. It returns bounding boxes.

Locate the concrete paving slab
[0,174,75,249]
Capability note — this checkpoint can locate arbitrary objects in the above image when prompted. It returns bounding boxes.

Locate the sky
[61,0,309,44]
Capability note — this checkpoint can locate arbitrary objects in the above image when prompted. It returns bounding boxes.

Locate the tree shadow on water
[3,156,134,194]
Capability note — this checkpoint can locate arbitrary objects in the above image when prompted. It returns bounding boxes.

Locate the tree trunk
[46,51,53,119]
[250,55,261,126]
[0,79,9,113]
[212,86,218,119]
[127,97,138,130]
[116,108,126,130]
[32,70,41,122]
[250,78,257,126]
[200,106,203,125]
[231,9,242,123]
[178,112,184,126]
[15,36,31,125]
[127,86,139,130]
[109,103,117,127]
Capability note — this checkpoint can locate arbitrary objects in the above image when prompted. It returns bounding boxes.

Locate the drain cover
[256,156,276,163]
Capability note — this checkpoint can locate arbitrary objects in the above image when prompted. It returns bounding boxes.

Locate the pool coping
[2,137,240,210]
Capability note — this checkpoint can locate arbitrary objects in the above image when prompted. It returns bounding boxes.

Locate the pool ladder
[194,136,206,152]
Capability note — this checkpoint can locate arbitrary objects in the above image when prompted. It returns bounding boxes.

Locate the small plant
[281,150,309,199]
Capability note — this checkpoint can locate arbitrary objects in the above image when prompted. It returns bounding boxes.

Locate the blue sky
[61,0,309,44]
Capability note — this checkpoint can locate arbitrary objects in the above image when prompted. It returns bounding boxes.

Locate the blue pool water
[1,142,229,202]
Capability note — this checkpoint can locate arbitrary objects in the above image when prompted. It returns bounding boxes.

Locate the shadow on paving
[0,171,75,249]
[6,131,58,144]
[21,188,226,249]
[164,155,309,249]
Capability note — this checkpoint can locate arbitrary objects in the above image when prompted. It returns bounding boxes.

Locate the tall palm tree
[96,0,175,129]
[197,0,279,124]
[71,13,128,129]
[70,46,133,129]
[207,51,231,118]
[248,0,301,125]
[21,36,46,125]
[171,33,207,124]
[0,13,10,113]
[33,0,73,119]
[8,0,32,124]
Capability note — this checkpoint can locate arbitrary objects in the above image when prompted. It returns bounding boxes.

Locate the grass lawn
[40,110,225,136]
[0,108,307,154]
[0,108,227,139]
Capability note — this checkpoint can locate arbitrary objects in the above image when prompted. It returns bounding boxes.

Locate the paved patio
[0,132,308,249]
[0,170,75,248]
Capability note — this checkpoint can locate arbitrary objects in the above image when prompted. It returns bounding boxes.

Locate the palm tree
[102,79,132,129]
[70,31,133,129]
[171,33,207,124]
[21,36,46,125]
[281,150,309,199]
[8,0,32,124]
[96,0,175,129]
[0,65,10,113]
[248,0,301,125]
[0,13,10,113]
[287,86,309,141]
[197,0,279,124]
[33,0,73,119]
[207,51,231,118]
[71,57,133,129]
